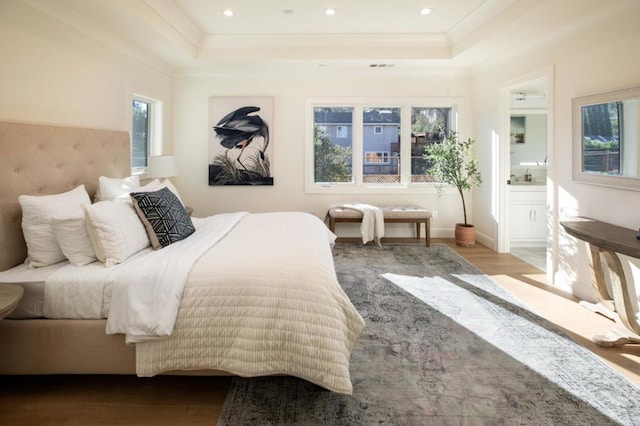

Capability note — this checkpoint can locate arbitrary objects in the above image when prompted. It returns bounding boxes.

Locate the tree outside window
[411,107,450,182]
[132,99,149,169]
[314,125,352,183]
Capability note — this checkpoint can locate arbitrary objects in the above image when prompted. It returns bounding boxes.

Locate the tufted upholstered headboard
[0,121,131,272]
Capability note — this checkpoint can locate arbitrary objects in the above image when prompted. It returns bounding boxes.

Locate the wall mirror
[572,85,640,191]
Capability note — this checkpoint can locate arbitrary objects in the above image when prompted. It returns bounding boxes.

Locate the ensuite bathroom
[508,93,548,271]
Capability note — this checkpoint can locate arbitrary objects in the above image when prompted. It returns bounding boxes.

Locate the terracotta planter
[455,223,476,247]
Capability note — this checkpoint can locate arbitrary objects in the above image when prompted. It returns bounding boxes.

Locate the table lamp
[147,155,178,180]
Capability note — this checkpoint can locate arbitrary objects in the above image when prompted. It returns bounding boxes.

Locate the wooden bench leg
[425,219,430,247]
[416,223,421,242]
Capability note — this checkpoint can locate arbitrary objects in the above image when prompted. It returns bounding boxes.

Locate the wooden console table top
[560,217,640,259]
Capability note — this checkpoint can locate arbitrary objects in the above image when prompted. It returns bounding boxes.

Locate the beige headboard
[0,122,131,271]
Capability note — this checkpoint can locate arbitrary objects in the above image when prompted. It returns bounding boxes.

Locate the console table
[560,217,640,347]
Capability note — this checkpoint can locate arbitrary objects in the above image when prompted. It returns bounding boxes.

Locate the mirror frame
[572,85,640,191]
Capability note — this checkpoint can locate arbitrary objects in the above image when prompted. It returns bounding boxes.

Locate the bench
[327,206,432,246]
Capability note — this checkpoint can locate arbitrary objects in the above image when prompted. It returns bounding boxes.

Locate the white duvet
[44,211,365,394]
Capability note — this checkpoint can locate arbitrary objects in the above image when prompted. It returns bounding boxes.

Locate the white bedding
[135,212,364,394]
[106,212,247,343]
[42,213,246,329]
[33,211,364,394]
[0,262,67,318]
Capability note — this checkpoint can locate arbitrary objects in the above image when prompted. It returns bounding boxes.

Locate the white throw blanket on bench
[338,203,384,245]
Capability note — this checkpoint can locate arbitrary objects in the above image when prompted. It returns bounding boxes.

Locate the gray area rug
[217,244,640,425]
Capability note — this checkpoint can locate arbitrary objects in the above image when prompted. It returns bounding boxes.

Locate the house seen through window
[312,103,452,187]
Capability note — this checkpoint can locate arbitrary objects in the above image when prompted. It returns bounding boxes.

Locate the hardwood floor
[440,238,640,389]
[1,239,639,425]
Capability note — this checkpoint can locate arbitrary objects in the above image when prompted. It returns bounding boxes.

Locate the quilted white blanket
[133,212,365,394]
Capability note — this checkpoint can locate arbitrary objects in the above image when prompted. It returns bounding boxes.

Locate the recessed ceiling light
[325,8,336,16]
[283,9,294,15]
[222,9,234,17]
[419,8,432,15]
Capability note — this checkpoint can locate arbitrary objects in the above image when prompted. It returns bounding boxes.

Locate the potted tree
[424,131,482,247]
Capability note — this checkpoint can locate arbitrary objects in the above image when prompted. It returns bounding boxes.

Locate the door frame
[496,66,555,281]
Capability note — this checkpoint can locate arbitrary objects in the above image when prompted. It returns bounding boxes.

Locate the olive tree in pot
[424,131,482,247]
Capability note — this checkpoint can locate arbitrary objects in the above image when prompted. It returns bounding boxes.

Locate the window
[365,152,390,163]
[131,94,163,173]
[410,107,451,182]
[307,98,457,193]
[132,99,149,170]
[581,102,622,175]
[313,107,353,183]
[364,108,400,183]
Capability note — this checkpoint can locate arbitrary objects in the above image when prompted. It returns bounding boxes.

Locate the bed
[0,121,365,394]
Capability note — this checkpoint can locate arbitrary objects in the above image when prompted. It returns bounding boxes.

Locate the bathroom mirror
[572,85,640,191]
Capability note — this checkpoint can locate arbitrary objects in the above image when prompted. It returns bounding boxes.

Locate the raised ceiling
[21,0,636,75]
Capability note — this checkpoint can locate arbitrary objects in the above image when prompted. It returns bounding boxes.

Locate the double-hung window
[131,94,163,174]
[307,98,457,193]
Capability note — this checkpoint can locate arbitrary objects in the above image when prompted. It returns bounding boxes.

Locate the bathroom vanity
[509,184,547,245]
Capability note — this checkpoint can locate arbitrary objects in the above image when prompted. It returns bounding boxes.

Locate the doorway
[498,70,553,276]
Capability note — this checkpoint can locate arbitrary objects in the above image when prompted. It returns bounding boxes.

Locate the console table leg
[579,300,616,321]
[587,245,616,314]
[560,217,640,347]
[588,249,640,347]
[601,250,640,335]
[593,323,640,347]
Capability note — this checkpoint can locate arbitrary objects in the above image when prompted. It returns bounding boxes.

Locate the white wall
[0,1,173,148]
[173,71,473,238]
[472,1,640,300]
[0,1,471,241]
[7,0,640,300]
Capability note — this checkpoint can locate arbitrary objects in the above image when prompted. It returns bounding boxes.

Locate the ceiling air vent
[369,64,396,68]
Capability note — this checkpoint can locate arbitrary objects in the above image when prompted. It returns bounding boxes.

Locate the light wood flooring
[1,238,639,425]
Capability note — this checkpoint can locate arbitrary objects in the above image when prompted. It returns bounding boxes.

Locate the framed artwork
[510,116,525,144]
[208,96,274,185]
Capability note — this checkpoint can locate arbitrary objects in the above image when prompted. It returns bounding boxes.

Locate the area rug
[217,244,640,425]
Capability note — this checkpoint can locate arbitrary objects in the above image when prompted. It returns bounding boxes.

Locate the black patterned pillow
[130,187,195,249]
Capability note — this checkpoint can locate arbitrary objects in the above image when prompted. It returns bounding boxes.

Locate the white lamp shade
[147,155,178,178]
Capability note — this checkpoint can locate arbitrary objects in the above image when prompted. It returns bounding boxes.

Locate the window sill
[305,183,454,195]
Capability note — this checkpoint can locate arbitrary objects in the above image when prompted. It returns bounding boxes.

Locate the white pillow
[51,215,97,267]
[82,201,150,267]
[95,175,140,201]
[19,185,91,268]
[141,179,185,206]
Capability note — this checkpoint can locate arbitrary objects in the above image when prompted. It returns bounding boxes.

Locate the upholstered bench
[327,206,432,246]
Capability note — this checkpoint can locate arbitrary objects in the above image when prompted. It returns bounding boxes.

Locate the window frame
[131,93,163,175]
[364,151,390,164]
[373,125,383,134]
[305,97,463,194]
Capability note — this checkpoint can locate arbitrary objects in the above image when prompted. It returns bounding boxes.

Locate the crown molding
[22,0,176,76]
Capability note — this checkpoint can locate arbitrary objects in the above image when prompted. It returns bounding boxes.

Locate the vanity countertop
[510,181,545,186]
[510,182,546,190]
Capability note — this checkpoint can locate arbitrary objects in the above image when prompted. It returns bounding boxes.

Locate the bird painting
[213,106,270,170]
[209,101,273,186]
